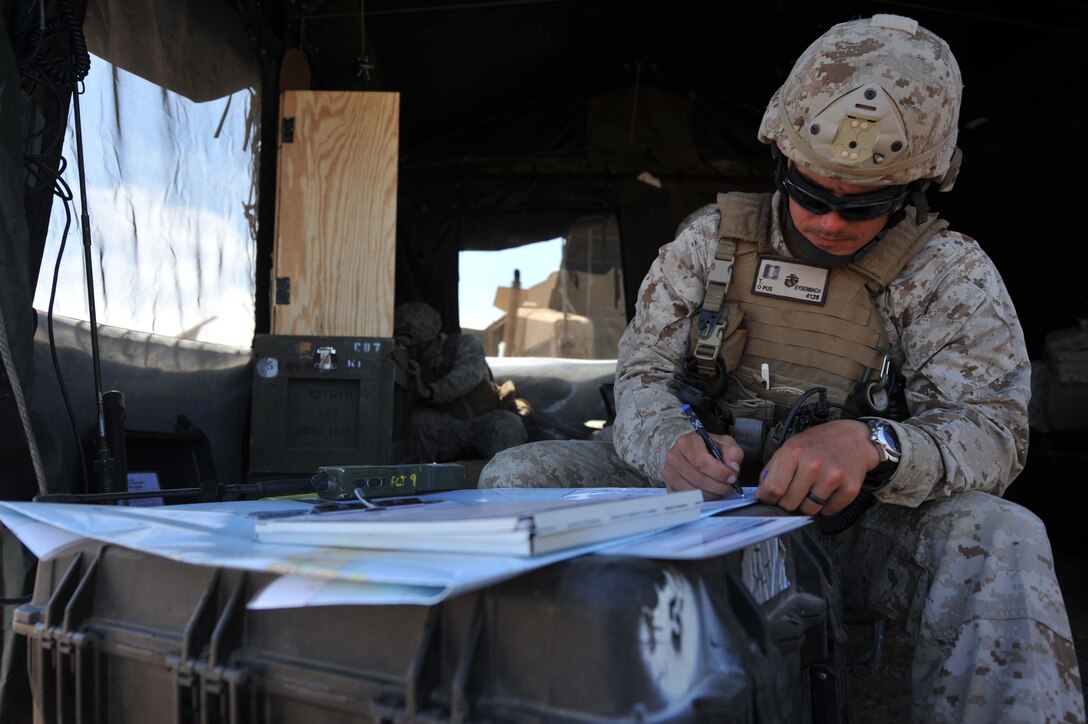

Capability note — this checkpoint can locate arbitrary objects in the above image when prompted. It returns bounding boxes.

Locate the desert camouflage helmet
[758,14,963,189]
[394,301,442,347]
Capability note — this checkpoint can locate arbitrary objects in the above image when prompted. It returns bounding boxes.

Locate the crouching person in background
[395,301,530,463]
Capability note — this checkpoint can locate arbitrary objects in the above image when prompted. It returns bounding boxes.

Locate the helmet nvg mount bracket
[758,14,963,191]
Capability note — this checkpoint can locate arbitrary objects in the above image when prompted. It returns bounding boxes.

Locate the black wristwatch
[864,418,900,490]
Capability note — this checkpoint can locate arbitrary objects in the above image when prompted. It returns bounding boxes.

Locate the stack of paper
[254,489,703,556]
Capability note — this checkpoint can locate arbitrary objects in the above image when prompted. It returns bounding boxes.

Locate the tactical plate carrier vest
[689,191,947,426]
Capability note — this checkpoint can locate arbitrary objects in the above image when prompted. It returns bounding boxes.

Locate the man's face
[406,337,441,363]
[785,164,899,257]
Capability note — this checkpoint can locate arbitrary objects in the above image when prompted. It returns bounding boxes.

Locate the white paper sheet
[0,487,770,609]
[593,515,811,559]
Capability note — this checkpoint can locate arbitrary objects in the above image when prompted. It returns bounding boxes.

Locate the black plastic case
[13,519,847,723]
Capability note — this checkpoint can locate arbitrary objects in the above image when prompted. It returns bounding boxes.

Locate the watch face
[865,420,900,489]
[869,420,900,462]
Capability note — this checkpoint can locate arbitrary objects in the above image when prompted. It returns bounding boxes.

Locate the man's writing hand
[756,419,877,516]
[661,431,743,500]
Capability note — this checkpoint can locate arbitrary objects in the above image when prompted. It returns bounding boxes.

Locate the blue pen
[682,404,744,495]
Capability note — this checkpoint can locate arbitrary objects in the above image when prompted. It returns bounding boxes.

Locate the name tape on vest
[751,256,830,305]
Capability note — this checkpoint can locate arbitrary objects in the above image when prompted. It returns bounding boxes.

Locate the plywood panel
[272,91,399,336]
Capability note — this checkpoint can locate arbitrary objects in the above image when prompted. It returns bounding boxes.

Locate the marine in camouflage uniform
[395,302,527,463]
[480,15,1085,722]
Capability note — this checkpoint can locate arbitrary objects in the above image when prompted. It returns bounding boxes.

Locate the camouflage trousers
[480,440,1086,723]
[407,408,527,463]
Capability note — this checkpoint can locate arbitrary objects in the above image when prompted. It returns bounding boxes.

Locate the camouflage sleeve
[428,334,490,404]
[875,232,1031,507]
[612,212,721,482]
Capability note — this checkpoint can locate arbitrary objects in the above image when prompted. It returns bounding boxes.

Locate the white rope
[0,310,47,496]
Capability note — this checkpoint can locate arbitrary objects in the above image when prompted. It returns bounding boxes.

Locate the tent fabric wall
[1,5,47,505]
[32,0,262,347]
[2,8,81,719]
[29,312,253,496]
[82,0,256,103]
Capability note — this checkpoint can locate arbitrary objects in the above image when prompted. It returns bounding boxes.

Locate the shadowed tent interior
[7,0,1086,351]
[254,0,1086,354]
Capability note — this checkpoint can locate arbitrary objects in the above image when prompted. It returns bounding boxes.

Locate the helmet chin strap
[851,177,928,248]
[909,180,931,224]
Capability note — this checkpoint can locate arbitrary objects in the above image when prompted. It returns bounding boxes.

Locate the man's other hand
[756,419,877,516]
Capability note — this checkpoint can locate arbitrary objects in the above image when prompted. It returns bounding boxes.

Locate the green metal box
[248,334,407,478]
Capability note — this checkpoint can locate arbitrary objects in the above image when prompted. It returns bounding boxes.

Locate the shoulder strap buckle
[696,308,722,340]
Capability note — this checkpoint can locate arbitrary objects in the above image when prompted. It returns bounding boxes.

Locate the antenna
[70,89,119,494]
[19,0,125,495]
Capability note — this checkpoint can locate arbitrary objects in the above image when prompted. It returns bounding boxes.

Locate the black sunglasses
[780,161,908,222]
